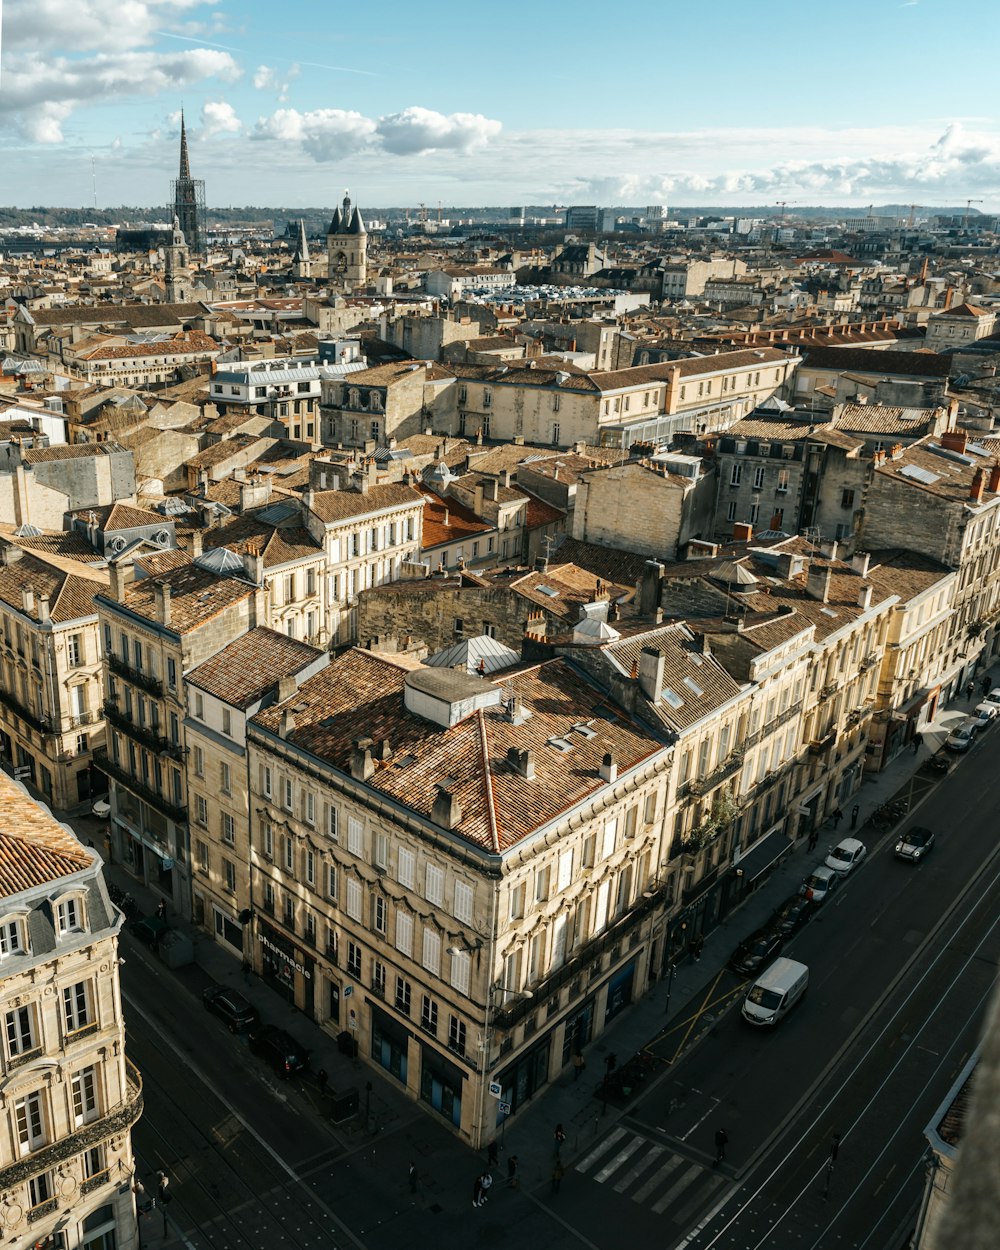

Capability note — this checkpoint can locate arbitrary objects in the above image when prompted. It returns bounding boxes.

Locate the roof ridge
[477,708,500,854]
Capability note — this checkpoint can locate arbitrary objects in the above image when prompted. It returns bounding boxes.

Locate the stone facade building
[0,772,142,1250]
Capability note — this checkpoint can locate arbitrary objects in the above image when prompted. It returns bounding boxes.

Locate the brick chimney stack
[970,468,987,503]
[989,463,1000,494]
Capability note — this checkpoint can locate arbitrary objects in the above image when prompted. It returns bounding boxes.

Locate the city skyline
[2,0,1000,210]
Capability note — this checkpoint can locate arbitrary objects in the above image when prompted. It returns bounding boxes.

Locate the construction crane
[418,202,429,224]
[907,204,922,228]
[774,200,801,226]
[963,198,984,229]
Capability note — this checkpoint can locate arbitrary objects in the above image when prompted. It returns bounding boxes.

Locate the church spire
[179,110,191,180]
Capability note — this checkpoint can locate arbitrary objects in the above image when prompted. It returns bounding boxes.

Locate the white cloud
[200,99,241,137]
[375,107,502,155]
[252,62,299,102]
[0,48,241,142]
[252,104,502,161]
[3,0,206,54]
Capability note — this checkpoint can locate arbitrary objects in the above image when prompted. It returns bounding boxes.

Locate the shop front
[370,1002,410,1087]
[420,1044,465,1128]
[604,960,636,1023]
[496,1036,551,1118]
[259,920,314,1015]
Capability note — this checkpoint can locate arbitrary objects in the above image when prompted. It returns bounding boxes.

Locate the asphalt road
[541,728,1000,1249]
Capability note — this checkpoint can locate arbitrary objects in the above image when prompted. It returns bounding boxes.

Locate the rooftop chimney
[851,551,871,577]
[108,558,135,603]
[507,746,536,779]
[278,708,296,739]
[154,581,171,626]
[36,595,50,622]
[806,562,833,603]
[21,587,35,615]
[733,522,753,542]
[639,560,664,617]
[599,752,618,785]
[970,468,987,504]
[350,737,376,782]
[940,429,968,455]
[276,675,297,703]
[431,786,463,830]
[637,646,665,703]
[989,463,1000,494]
[857,585,873,610]
[191,531,204,558]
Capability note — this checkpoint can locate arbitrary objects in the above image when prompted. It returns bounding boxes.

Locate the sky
[2,0,1000,211]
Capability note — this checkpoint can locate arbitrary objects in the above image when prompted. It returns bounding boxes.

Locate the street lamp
[478,983,533,1150]
[446,937,483,956]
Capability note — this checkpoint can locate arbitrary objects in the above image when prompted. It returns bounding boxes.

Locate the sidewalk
[89,692,975,1244]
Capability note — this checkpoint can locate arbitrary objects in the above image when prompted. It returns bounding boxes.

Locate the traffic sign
[13,767,30,780]
[498,1101,511,1114]
[488,1081,502,1099]
[343,984,353,997]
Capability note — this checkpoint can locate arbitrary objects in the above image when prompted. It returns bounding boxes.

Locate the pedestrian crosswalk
[575,1126,725,1219]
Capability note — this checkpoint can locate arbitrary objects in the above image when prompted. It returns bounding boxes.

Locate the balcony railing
[103,700,184,760]
[0,1056,142,1191]
[93,749,187,825]
[686,751,743,797]
[0,685,50,736]
[108,654,163,698]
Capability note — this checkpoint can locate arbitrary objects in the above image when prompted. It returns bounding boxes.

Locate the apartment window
[347,817,363,857]
[752,466,765,491]
[395,910,413,957]
[773,508,784,527]
[282,779,293,811]
[421,995,439,1035]
[450,949,471,996]
[557,848,574,892]
[602,818,617,859]
[749,503,760,524]
[83,1145,106,1181]
[262,765,272,798]
[305,848,315,887]
[373,832,389,870]
[327,862,338,900]
[67,633,82,666]
[552,421,561,444]
[283,836,294,872]
[193,746,204,777]
[776,469,790,493]
[15,1090,46,1155]
[72,1065,100,1126]
[395,976,411,1016]
[727,501,738,522]
[28,1171,53,1211]
[841,489,856,509]
[223,859,236,893]
[327,803,339,840]
[509,881,525,920]
[263,881,275,913]
[482,388,492,409]
[397,846,415,889]
[221,812,235,844]
[56,897,82,935]
[372,960,386,998]
[448,1015,467,1057]
[425,863,444,906]
[346,877,363,922]
[167,657,177,689]
[454,880,474,925]
[306,568,317,596]
[5,1003,36,1056]
[305,791,316,827]
[422,928,441,976]
[194,692,204,720]
[195,795,208,826]
[372,894,387,934]
[347,941,362,979]
[303,912,316,947]
[730,463,742,486]
[222,708,232,737]
[283,895,295,929]
[534,864,550,902]
[261,820,273,859]
[62,981,91,1032]
[196,840,209,873]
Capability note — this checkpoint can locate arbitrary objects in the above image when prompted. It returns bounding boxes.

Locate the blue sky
[1,0,999,209]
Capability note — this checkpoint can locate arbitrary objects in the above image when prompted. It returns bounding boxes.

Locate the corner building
[247,650,672,1146]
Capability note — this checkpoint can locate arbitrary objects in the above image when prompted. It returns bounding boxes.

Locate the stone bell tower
[326,189,367,292]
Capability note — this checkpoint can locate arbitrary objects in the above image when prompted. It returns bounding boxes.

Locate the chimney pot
[599,752,618,784]
[970,468,987,503]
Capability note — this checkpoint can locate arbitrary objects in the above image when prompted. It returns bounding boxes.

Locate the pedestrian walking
[507,1155,519,1188]
[850,804,860,831]
[473,1176,484,1208]
[714,1128,728,1166]
[487,1139,499,1167]
[808,827,819,852]
[156,899,166,921]
[572,1050,585,1081]
[551,1161,564,1193]
[316,1068,328,1094]
[832,807,843,829]
[479,1172,493,1204]
[982,675,992,696]
[553,1123,566,1153]
[966,679,975,702]
[690,933,704,962]
[156,1171,171,1203]
[911,731,923,755]
[408,1162,418,1194]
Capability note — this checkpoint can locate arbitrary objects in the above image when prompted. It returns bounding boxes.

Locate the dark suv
[202,984,260,1034]
[728,928,783,975]
[248,1025,309,1077]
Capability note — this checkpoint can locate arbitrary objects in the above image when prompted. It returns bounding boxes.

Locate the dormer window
[0,915,27,958]
[54,894,86,937]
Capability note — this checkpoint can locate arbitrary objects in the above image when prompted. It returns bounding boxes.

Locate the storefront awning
[736,830,792,882]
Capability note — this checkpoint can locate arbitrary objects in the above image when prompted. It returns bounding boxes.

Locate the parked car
[972,702,999,730]
[769,894,814,937]
[945,720,978,752]
[130,915,169,948]
[91,796,111,819]
[248,1025,309,1077]
[824,837,868,877]
[202,984,260,1033]
[895,825,936,862]
[799,864,840,903]
[984,688,1000,704]
[728,928,784,975]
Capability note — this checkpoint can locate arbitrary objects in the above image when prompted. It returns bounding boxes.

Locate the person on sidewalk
[409,1162,418,1194]
[507,1155,519,1188]
[473,1175,484,1208]
[832,807,843,829]
[572,1050,585,1081]
[966,680,975,702]
[479,1172,493,1205]
[912,732,923,754]
[156,899,167,921]
[714,1129,728,1166]
[690,933,704,962]
[982,674,992,696]
[851,804,860,830]
[808,827,819,852]
[553,1123,566,1154]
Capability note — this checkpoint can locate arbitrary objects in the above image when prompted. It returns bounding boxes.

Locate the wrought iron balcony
[0,685,51,736]
[103,700,183,760]
[108,653,163,698]
[0,1057,142,1191]
[94,749,187,825]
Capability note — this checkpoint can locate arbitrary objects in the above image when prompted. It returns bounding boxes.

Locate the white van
[741,957,809,1027]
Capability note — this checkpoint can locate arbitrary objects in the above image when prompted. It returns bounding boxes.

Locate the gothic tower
[291,219,312,279]
[164,216,191,302]
[326,190,367,291]
[171,110,205,255]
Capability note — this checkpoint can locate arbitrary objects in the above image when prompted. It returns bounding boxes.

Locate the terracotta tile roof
[725,417,816,442]
[932,302,991,319]
[872,438,1000,505]
[418,488,492,550]
[133,549,191,577]
[0,547,103,622]
[251,651,663,852]
[309,482,423,524]
[186,626,324,707]
[74,331,220,361]
[22,443,119,464]
[70,501,165,532]
[186,434,263,469]
[202,518,321,567]
[27,302,205,328]
[0,773,92,895]
[862,549,952,601]
[508,564,631,621]
[550,536,653,587]
[836,403,941,435]
[119,564,254,633]
[800,346,952,377]
[11,532,105,563]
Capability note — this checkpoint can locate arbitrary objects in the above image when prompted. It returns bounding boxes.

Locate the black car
[895,825,936,862]
[248,1025,309,1077]
[769,894,813,937]
[202,984,260,1033]
[728,928,783,975]
[130,915,169,948]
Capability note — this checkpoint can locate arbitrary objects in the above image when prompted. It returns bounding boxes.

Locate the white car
[984,688,1000,704]
[91,796,111,819]
[945,721,978,752]
[972,702,999,729]
[824,837,867,877]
